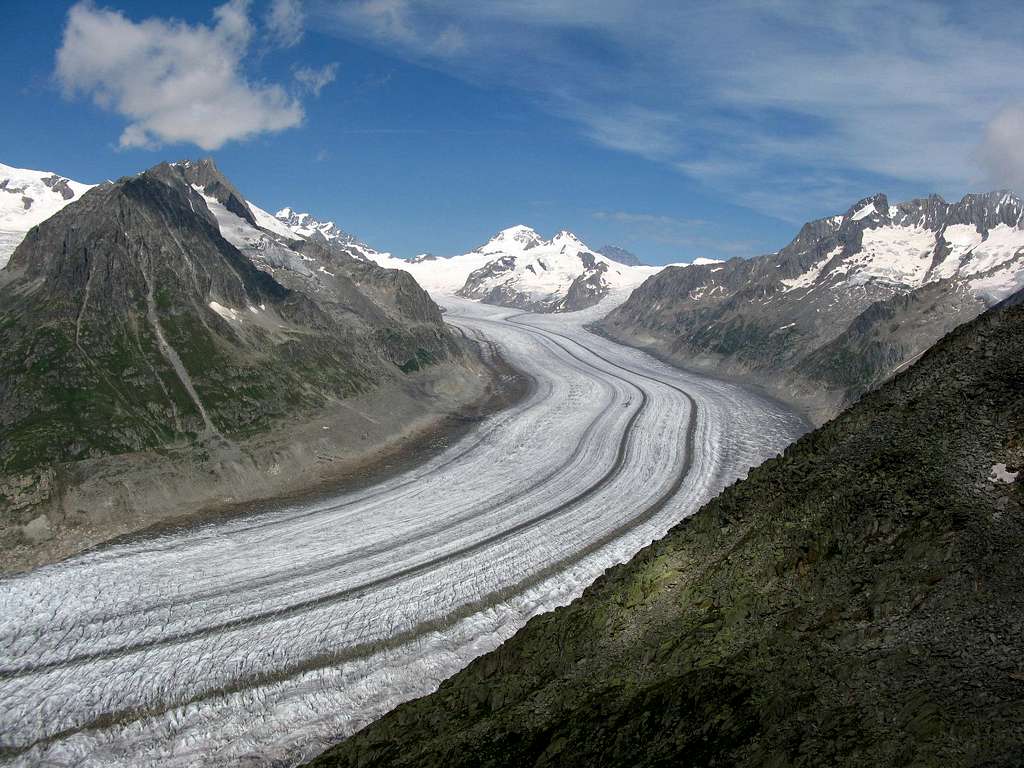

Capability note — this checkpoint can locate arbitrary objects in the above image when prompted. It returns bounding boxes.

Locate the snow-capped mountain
[456,226,664,312]
[273,207,384,261]
[601,189,1024,423]
[0,162,94,267]
[776,191,1024,300]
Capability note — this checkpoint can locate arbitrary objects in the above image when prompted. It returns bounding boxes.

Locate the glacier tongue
[0,298,804,768]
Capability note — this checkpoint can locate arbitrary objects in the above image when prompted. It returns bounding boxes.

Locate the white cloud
[332,0,466,56]
[267,0,305,48]
[316,0,1024,219]
[979,105,1024,191]
[294,62,338,96]
[55,1,304,151]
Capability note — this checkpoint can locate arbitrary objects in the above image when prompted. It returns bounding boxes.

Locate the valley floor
[0,298,805,767]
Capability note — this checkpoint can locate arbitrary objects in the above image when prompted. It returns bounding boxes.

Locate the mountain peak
[478,225,543,253]
[551,229,585,246]
[844,193,889,222]
[152,158,257,228]
[597,245,643,267]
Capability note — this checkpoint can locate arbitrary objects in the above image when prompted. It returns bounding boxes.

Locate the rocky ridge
[600,191,1024,423]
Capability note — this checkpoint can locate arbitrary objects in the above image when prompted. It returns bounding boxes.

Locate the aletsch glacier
[0,296,804,767]
[11,162,1020,767]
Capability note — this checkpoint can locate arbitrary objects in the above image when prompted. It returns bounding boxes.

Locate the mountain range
[0,159,491,568]
[600,191,1024,423]
[262,213,670,312]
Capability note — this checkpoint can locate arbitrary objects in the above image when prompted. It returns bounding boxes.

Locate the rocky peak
[550,230,587,252]
[152,158,257,228]
[274,207,363,246]
[943,190,1023,232]
[478,225,543,253]
[597,245,643,266]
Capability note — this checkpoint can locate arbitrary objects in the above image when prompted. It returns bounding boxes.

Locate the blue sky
[4,1,1024,263]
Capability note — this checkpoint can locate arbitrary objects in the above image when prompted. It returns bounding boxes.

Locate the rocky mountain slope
[0,159,487,566]
[0,162,93,268]
[309,287,1024,768]
[600,191,1024,423]
[456,226,662,312]
[596,244,643,266]
[273,207,385,262]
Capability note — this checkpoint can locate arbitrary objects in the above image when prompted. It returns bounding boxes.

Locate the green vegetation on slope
[310,296,1024,767]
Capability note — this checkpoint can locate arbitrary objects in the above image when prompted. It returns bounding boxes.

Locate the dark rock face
[308,289,1024,768]
[41,174,75,200]
[597,244,643,266]
[557,261,609,311]
[0,160,457,475]
[600,191,1024,423]
[151,158,260,228]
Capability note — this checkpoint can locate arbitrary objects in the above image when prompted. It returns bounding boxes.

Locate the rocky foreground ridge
[309,287,1024,767]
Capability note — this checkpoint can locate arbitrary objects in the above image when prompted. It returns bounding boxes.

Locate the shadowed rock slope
[0,163,456,472]
[309,290,1024,768]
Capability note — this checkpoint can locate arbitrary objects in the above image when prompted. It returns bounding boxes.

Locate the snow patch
[209,301,243,322]
[990,463,1019,484]
[850,201,876,221]
[781,246,842,291]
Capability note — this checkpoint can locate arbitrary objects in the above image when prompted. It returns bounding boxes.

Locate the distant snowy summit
[0,163,93,267]
[777,190,1024,300]
[273,207,384,262]
[455,225,666,312]
[263,214,690,313]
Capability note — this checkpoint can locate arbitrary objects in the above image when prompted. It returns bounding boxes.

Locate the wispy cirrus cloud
[267,0,305,47]
[593,211,758,260]
[294,62,339,96]
[55,0,329,151]
[315,0,1024,219]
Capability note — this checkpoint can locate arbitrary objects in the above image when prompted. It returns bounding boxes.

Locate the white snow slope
[779,192,1024,302]
[268,216,692,306]
[0,163,93,268]
[455,226,665,309]
[0,298,805,768]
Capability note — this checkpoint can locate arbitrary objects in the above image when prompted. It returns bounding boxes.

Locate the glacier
[0,298,805,767]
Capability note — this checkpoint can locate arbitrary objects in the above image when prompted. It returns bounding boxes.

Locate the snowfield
[0,297,805,767]
[0,163,93,268]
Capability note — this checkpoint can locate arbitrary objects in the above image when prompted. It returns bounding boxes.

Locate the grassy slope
[309,299,1024,767]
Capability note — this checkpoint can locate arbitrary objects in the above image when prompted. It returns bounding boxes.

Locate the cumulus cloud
[55,1,304,150]
[294,62,339,96]
[317,0,1024,218]
[267,0,304,48]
